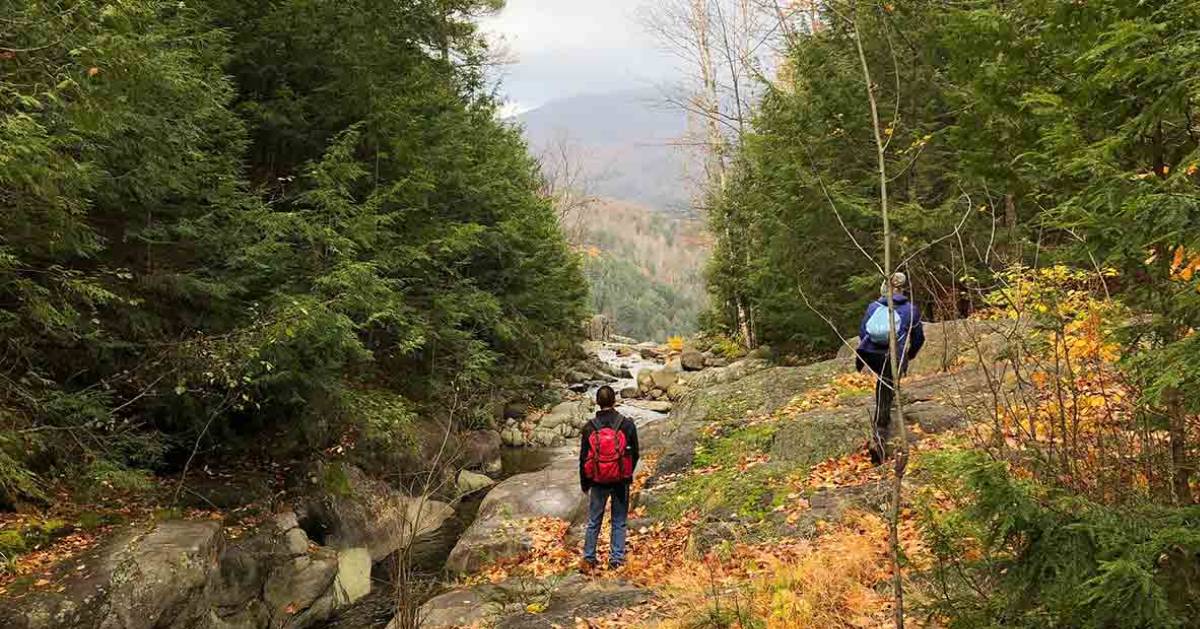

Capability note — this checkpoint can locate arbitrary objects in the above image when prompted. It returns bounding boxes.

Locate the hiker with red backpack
[579,385,639,571]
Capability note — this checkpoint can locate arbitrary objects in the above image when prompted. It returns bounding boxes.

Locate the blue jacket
[857,294,925,362]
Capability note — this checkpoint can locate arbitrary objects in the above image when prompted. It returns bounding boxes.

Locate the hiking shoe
[608,562,625,572]
[579,558,598,574]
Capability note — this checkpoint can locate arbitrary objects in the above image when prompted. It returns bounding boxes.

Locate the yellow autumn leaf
[1171,246,1186,274]
[526,602,547,614]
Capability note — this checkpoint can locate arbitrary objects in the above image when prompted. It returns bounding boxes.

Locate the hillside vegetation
[0,0,585,508]
[577,199,708,341]
[692,1,1200,627]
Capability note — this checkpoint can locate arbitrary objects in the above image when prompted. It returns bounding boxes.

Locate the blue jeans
[582,484,629,566]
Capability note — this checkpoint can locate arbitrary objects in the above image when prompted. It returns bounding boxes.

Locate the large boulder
[650,368,678,391]
[298,463,453,562]
[103,521,223,629]
[1,521,223,629]
[680,350,706,371]
[636,370,655,393]
[539,400,593,431]
[0,521,222,629]
[445,459,588,574]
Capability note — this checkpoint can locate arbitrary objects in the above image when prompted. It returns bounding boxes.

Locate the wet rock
[619,386,639,399]
[681,350,706,371]
[637,344,663,360]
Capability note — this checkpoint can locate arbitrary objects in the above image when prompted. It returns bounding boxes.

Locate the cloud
[481,0,680,109]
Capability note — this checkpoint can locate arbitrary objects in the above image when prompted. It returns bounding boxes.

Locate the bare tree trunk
[1166,388,1193,505]
[851,8,907,628]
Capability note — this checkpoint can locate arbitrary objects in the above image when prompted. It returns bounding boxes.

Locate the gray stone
[650,368,678,390]
[681,350,706,371]
[263,553,339,619]
[704,355,730,368]
[501,426,525,447]
[626,400,672,413]
[540,400,592,430]
[300,464,453,562]
[619,386,639,399]
[331,548,371,606]
[457,470,495,495]
[770,407,867,467]
[284,528,310,556]
[411,588,493,629]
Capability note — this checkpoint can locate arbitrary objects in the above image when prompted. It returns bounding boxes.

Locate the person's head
[596,386,616,409]
[880,272,907,297]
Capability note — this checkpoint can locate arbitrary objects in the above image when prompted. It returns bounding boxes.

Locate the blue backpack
[866,306,902,344]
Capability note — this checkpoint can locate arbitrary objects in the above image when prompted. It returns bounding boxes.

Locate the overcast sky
[480,0,681,114]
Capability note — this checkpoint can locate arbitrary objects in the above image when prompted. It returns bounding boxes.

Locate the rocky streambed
[0,339,697,629]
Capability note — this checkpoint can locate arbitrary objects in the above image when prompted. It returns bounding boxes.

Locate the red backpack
[585,417,633,484]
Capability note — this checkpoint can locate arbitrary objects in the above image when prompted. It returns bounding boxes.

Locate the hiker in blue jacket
[855,272,925,464]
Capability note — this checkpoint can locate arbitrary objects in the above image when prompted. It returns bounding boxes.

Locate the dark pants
[859,351,897,456]
[582,484,629,566]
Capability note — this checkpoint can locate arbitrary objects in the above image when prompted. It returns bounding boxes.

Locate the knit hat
[880,272,907,296]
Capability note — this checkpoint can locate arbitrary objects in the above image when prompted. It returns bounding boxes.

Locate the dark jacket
[856,294,926,367]
[579,408,639,492]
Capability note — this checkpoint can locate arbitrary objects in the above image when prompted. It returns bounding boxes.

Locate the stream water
[322,342,669,628]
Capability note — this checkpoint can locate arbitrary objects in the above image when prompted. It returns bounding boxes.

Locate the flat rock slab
[412,575,648,629]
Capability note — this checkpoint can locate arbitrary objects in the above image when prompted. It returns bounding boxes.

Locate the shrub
[920,449,1200,628]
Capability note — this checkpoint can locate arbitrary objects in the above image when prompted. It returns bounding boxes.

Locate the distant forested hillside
[576,200,708,341]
